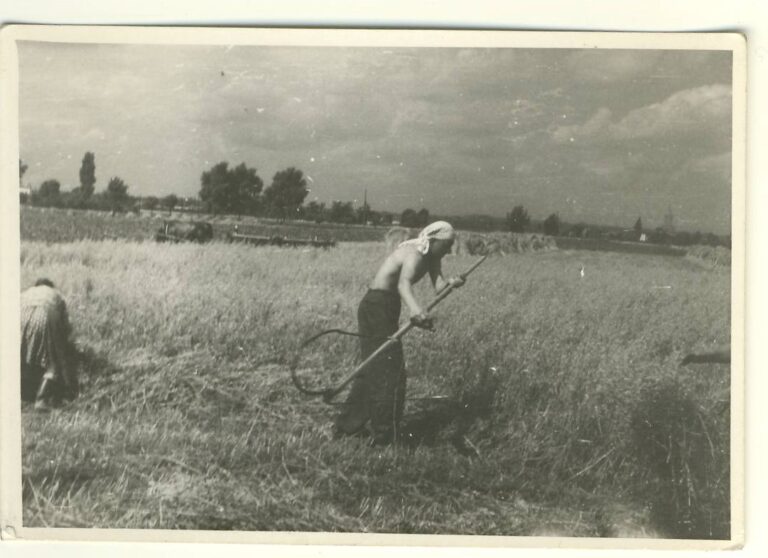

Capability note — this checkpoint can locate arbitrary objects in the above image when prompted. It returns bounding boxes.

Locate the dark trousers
[334,289,406,441]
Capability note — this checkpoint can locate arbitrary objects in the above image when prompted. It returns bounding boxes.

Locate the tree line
[19,153,434,227]
[503,206,728,248]
[20,153,138,213]
[19,153,729,248]
[196,161,438,228]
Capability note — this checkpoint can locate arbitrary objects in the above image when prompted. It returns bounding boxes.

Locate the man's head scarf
[399,221,456,255]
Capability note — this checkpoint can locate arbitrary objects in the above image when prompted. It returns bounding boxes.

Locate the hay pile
[456,232,557,256]
[384,227,557,256]
[685,245,731,267]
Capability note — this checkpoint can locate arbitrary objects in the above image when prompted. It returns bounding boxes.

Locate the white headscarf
[399,221,456,255]
[21,284,62,310]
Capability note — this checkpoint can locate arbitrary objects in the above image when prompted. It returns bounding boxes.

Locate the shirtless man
[334,221,464,444]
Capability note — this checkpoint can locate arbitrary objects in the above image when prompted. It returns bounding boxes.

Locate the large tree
[229,162,264,216]
[200,162,232,214]
[263,167,308,221]
[328,200,355,224]
[303,200,327,223]
[506,205,530,233]
[416,208,430,227]
[106,176,129,212]
[356,202,372,225]
[33,179,61,207]
[142,196,160,211]
[401,208,431,228]
[542,213,560,236]
[162,194,179,214]
[39,179,61,198]
[199,161,263,216]
[79,152,96,198]
[400,208,418,227]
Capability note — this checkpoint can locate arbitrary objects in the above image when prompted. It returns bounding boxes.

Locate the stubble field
[19,213,732,539]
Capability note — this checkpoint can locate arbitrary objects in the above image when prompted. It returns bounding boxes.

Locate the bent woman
[20,278,78,410]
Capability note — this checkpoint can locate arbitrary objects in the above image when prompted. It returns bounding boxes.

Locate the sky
[18,42,733,233]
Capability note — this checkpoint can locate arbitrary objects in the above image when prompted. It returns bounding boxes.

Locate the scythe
[290,255,487,403]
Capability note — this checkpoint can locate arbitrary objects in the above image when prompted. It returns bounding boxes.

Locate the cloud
[613,84,731,141]
[18,43,733,232]
[566,50,662,83]
[577,155,626,177]
[551,84,731,145]
[551,107,613,143]
[82,127,106,142]
[685,151,731,179]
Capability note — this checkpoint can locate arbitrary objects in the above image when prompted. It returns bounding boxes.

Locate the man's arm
[427,258,449,293]
[398,252,426,317]
[428,257,465,292]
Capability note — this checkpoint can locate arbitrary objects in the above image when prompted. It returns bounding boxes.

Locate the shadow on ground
[398,366,500,457]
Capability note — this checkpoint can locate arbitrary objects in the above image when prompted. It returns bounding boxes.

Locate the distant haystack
[462,232,557,256]
[385,228,556,256]
[452,232,467,255]
[685,245,731,268]
[464,235,503,256]
[385,226,415,253]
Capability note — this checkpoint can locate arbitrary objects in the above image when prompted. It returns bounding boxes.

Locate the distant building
[19,186,31,204]
[639,233,647,242]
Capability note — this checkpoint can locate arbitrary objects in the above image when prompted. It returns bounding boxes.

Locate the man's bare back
[369,238,457,326]
[370,246,431,291]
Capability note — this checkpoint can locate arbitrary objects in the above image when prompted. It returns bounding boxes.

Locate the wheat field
[19,234,731,538]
